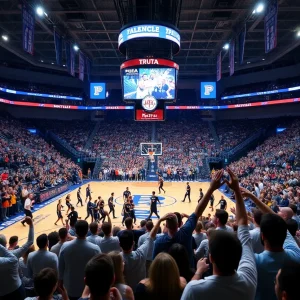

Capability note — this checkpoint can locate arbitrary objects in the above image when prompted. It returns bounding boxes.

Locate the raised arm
[11,217,34,258]
[194,170,224,218]
[240,187,274,215]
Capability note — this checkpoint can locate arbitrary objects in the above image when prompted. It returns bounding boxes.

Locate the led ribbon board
[0,87,82,101]
[118,23,181,55]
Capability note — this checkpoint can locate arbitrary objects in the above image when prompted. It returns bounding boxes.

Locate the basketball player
[158,176,166,194]
[123,187,131,202]
[108,192,117,218]
[54,199,65,226]
[99,197,106,222]
[198,188,204,203]
[65,194,72,215]
[21,193,34,226]
[93,200,100,223]
[68,206,80,224]
[76,187,83,207]
[122,198,132,226]
[182,182,191,203]
[85,184,92,202]
[85,197,94,222]
[129,195,136,225]
[215,195,227,210]
[209,193,215,212]
[147,191,161,220]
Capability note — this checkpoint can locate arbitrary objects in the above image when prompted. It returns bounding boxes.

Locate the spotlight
[297,31,300,37]
[36,6,44,17]
[73,45,79,51]
[262,58,265,61]
[223,43,229,50]
[51,62,54,65]
[41,60,44,63]
[256,3,264,13]
[1,35,8,41]
[63,64,66,67]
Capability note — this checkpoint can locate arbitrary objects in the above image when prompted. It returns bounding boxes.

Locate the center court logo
[115,194,177,219]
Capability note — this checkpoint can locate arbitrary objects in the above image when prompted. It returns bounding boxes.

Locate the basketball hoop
[148,151,155,162]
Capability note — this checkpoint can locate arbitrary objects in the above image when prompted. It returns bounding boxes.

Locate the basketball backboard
[140,143,162,156]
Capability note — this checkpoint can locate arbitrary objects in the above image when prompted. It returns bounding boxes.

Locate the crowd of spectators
[226,118,300,214]
[0,115,81,222]
[214,119,268,151]
[1,169,300,300]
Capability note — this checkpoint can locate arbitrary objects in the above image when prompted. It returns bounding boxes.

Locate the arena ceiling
[0,0,300,78]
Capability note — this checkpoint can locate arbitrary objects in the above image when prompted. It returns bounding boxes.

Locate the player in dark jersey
[85,184,92,202]
[158,176,166,194]
[54,199,65,226]
[129,195,136,225]
[108,192,117,218]
[198,188,204,203]
[147,191,161,220]
[209,193,215,212]
[215,195,227,210]
[85,198,94,222]
[182,182,191,202]
[98,197,106,222]
[122,198,132,226]
[65,194,72,215]
[123,187,131,202]
[68,206,80,224]
[93,200,100,223]
[76,187,83,207]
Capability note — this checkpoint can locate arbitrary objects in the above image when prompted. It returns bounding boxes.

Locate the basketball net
[148,151,155,162]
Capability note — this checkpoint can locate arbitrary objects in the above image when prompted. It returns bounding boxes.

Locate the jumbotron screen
[122,67,177,100]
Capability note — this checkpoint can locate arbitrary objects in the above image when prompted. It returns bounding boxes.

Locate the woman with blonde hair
[107,251,134,300]
[135,252,186,300]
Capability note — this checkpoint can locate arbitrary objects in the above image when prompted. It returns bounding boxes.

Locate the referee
[21,193,34,226]
[182,182,191,203]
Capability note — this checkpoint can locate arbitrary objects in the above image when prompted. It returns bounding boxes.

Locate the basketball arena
[0,1,300,300]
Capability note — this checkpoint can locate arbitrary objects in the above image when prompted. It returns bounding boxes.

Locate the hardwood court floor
[1,181,235,245]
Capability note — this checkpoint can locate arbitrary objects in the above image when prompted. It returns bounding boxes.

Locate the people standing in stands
[85,184,91,203]
[85,198,94,222]
[182,182,191,202]
[108,192,117,219]
[108,251,135,300]
[21,193,34,226]
[215,195,227,210]
[123,187,131,202]
[100,213,120,253]
[147,191,161,220]
[209,193,215,211]
[76,187,83,207]
[54,199,65,226]
[213,209,233,231]
[158,176,166,194]
[198,188,204,203]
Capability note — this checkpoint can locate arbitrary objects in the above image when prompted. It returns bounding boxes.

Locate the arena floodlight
[297,31,300,37]
[223,43,229,50]
[73,45,79,51]
[36,6,44,17]
[253,3,264,14]
[1,35,8,41]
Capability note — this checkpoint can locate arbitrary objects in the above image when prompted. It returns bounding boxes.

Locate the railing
[84,121,102,150]
[92,157,102,179]
[208,121,221,148]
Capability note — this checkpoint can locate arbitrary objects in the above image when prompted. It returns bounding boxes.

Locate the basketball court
[0,180,235,245]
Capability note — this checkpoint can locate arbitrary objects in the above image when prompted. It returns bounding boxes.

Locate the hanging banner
[79,52,85,81]
[265,0,278,53]
[216,52,222,82]
[86,57,92,82]
[229,40,235,76]
[22,3,35,55]
[54,30,62,65]
[70,45,75,77]
[65,41,71,74]
[239,24,246,64]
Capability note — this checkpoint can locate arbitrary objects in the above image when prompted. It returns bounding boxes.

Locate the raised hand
[24,216,33,226]
[224,168,240,192]
[160,213,176,222]
[239,187,253,198]
[209,169,224,191]
[196,258,209,274]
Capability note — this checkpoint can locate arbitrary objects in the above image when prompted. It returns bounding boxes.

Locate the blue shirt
[153,213,197,267]
[255,231,300,300]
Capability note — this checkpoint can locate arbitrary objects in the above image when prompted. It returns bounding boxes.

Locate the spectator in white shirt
[51,228,72,257]
[249,209,264,254]
[0,217,34,300]
[195,228,215,260]
[213,209,234,232]
[27,234,58,279]
[99,218,120,253]
[182,169,257,300]
[21,193,34,226]
[192,221,207,248]
[86,222,102,250]
[59,220,100,299]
